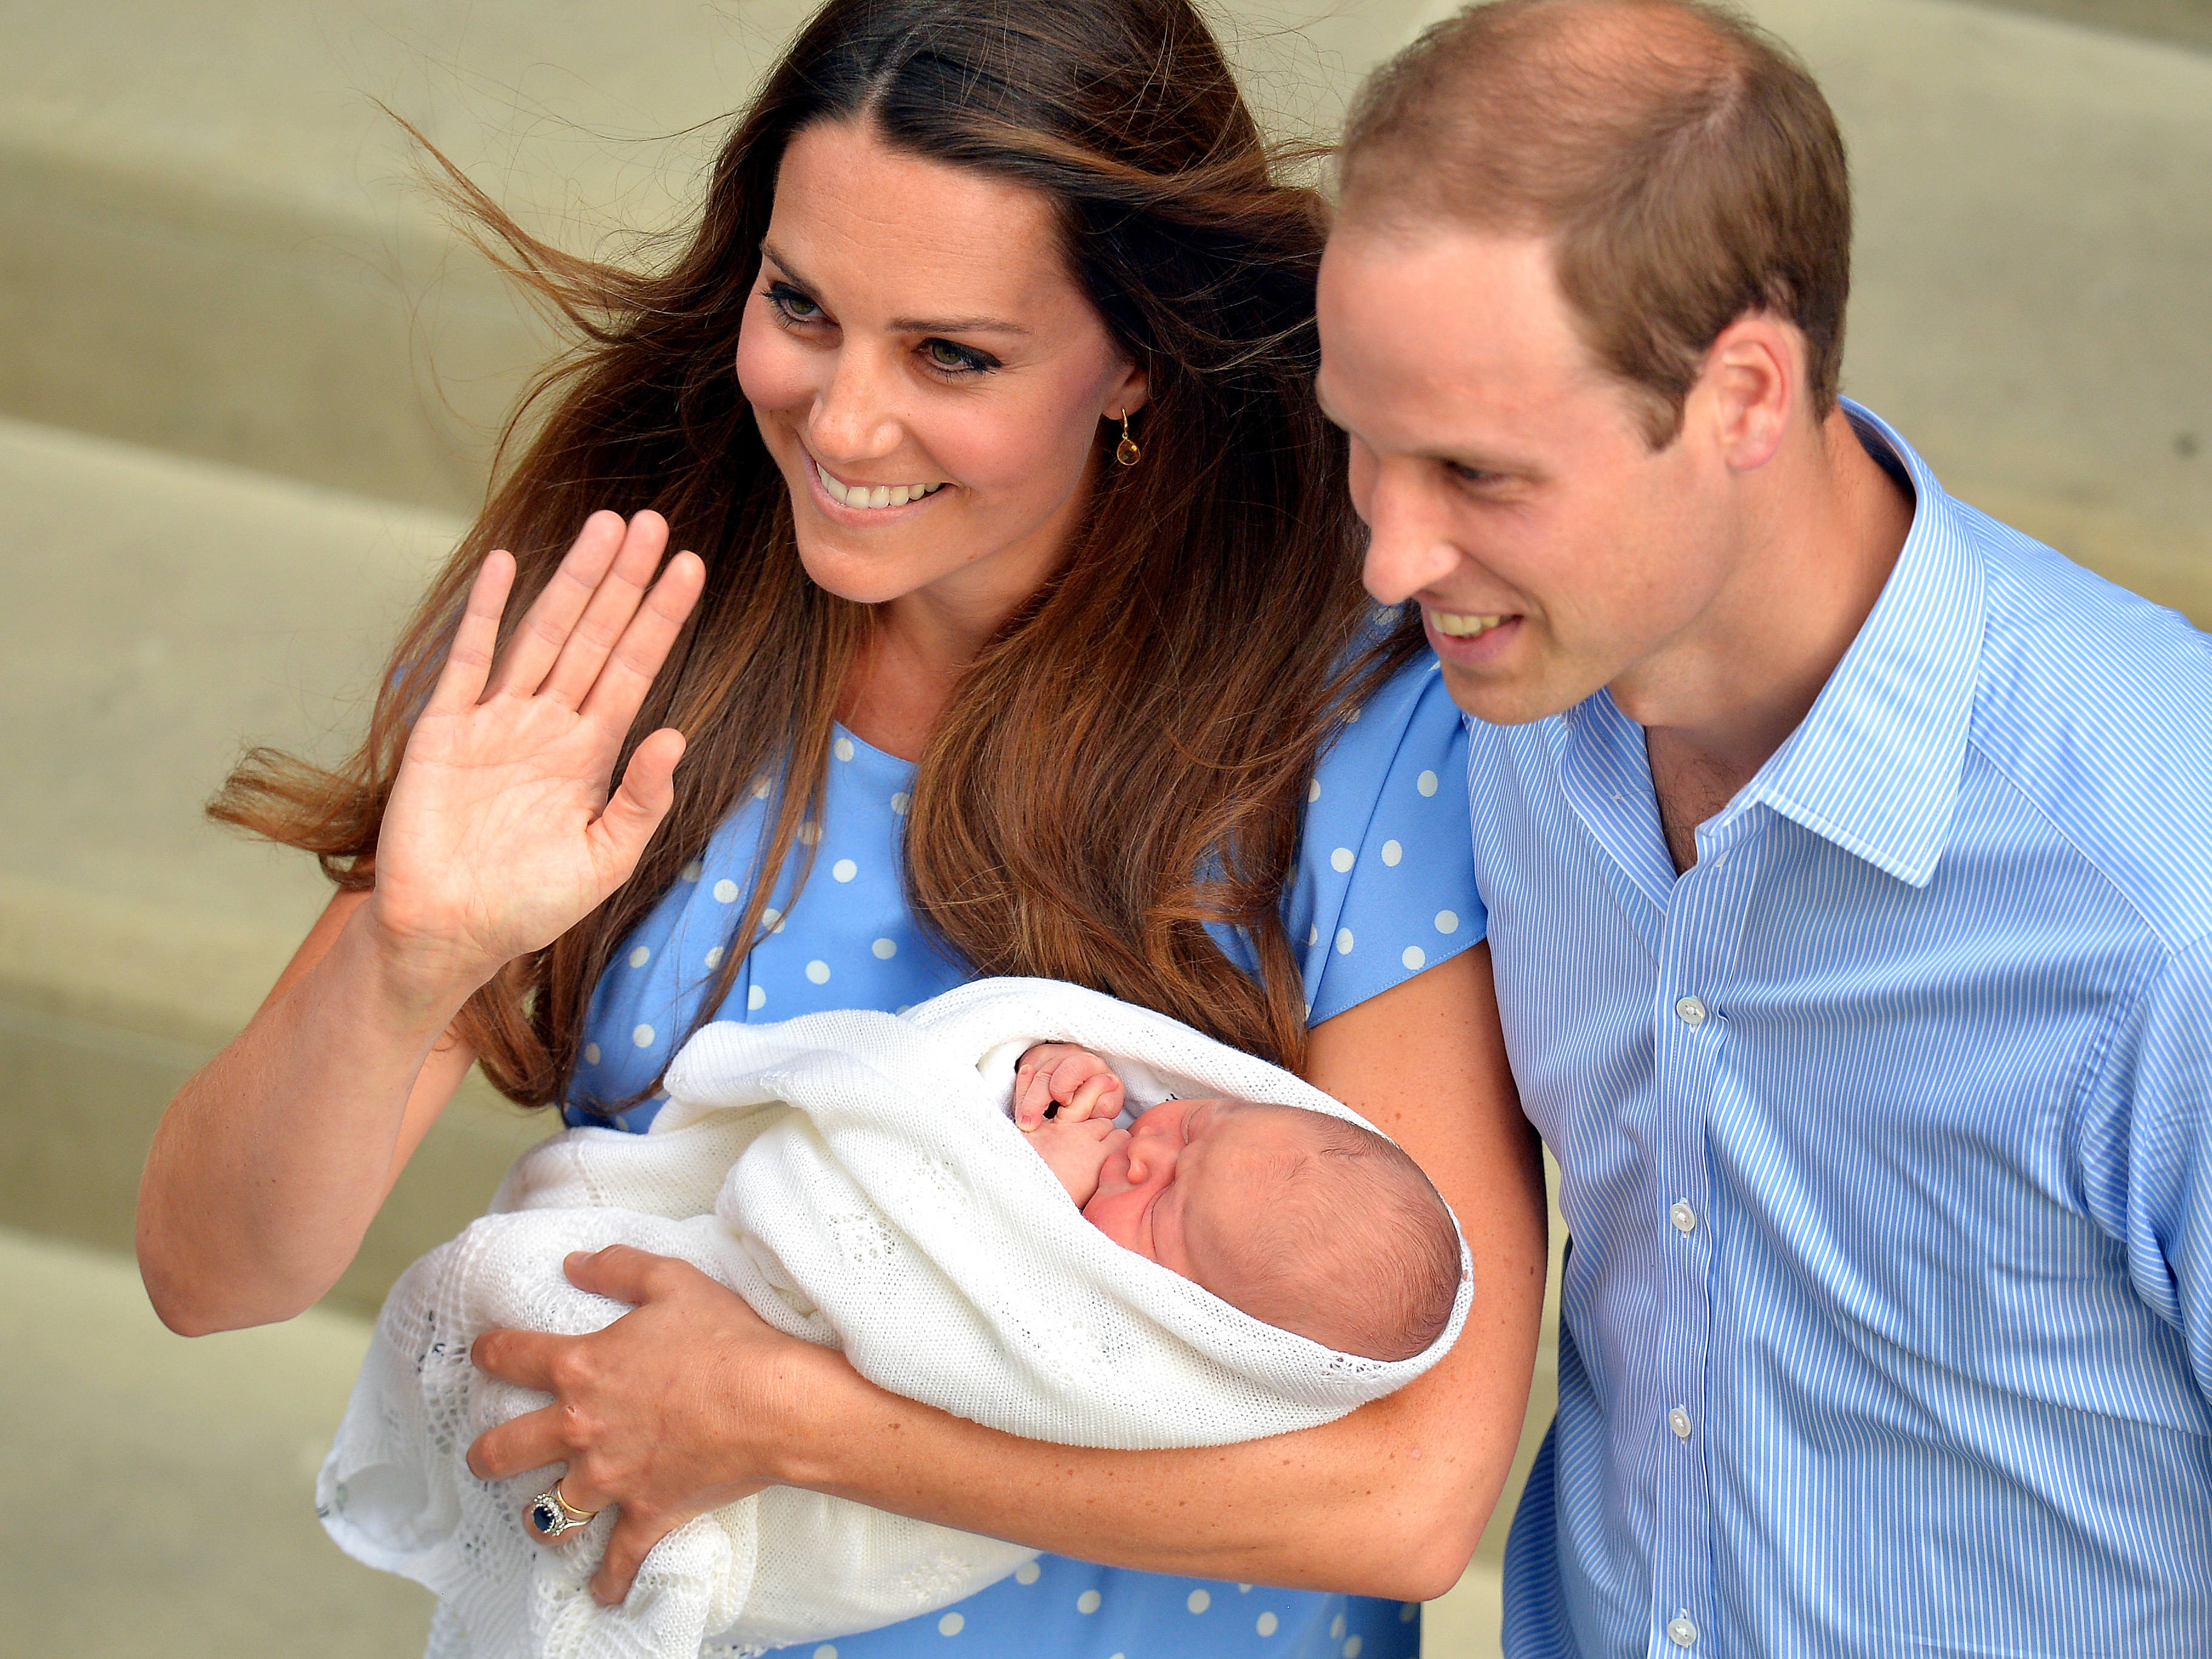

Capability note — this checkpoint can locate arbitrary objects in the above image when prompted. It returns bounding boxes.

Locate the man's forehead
[1318,224,1619,453]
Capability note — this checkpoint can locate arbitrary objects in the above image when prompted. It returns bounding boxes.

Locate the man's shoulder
[1958,495,2212,949]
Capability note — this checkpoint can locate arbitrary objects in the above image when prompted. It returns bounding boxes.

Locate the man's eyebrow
[757,241,1029,337]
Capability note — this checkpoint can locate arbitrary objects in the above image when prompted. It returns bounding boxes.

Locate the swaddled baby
[1013,1043,1460,1362]
[320,980,1473,1659]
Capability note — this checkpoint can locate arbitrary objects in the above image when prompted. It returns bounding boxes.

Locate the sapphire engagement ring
[526,1478,598,1541]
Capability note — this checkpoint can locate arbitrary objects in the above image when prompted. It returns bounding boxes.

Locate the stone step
[1,0,2207,611]
[0,415,548,1316]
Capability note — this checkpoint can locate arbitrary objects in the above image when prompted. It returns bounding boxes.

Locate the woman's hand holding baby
[468,1244,822,1606]
[366,511,705,1004]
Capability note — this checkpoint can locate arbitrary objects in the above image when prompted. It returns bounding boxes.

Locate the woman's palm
[369,511,704,983]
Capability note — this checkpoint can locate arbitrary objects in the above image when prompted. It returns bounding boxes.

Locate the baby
[1011,1042,1460,1364]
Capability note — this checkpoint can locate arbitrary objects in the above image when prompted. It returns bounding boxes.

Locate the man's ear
[1701,313,1800,471]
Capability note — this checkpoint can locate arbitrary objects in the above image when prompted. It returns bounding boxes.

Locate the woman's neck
[839,588,1014,761]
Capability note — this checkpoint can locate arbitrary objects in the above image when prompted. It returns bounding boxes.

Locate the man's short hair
[1340,0,1850,447]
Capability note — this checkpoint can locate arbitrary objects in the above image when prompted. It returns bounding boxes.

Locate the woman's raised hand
[367,510,706,998]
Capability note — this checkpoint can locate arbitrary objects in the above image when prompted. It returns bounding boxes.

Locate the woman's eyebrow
[758,241,1026,337]
[888,311,1030,338]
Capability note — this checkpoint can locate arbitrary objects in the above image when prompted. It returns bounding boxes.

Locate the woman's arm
[136,887,481,1333]
[470,943,1548,1604]
[138,511,704,1333]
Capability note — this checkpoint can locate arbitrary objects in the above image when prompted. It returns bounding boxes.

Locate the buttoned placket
[1551,700,1772,1655]
[1639,806,1763,1657]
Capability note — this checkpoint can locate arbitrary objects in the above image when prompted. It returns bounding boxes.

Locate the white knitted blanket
[318,977,1471,1659]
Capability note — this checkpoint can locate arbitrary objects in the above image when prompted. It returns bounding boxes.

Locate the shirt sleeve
[2086,933,2212,1400]
[1274,655,1486,1026]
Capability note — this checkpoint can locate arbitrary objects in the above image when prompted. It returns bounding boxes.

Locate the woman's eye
[764,282,823,323]
[923,338,996,375]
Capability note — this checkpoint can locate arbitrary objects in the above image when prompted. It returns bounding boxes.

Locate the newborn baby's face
[1081,1097,1295,1285]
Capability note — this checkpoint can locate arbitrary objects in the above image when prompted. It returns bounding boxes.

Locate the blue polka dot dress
[565,650,1480,1659]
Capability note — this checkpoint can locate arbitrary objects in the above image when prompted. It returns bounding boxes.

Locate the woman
[137,0,1547,1654]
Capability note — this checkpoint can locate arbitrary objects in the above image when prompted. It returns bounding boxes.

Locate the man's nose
[1361,464,1463,605]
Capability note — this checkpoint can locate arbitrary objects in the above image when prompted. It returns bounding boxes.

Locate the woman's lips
[807,453,946,514]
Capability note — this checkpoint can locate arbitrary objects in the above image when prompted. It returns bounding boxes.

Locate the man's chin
[1437,658,1590,727]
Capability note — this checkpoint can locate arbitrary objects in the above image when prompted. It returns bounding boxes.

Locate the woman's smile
[805,451,949,516]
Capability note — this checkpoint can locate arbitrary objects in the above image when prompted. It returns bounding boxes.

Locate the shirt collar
[1718,400,1986,887]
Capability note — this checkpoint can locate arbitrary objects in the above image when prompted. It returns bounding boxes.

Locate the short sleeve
[1276,655,1486,1026]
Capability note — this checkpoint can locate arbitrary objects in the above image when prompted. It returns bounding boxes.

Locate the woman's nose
[809,346,902,460]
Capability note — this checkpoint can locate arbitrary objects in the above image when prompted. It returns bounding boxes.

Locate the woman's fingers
[592,1512,678,1604]
[578,549,706,737]
[424,551,516,713]
[592,727,688,870]
[470,1325,563,1396]
[536,513,674,710]
[465,1395,568,1482]
[482,510,630,701]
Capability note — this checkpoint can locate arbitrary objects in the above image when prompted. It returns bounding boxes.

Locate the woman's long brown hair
[212,0,1423,1105]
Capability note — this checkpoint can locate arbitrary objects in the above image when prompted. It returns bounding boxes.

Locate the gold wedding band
[526,1477,598,1540]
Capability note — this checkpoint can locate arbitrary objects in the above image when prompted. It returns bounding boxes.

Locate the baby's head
[1082,1098,1460,1362]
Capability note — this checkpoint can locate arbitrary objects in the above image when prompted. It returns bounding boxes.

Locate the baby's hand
[1027,1113,1127,1209]
[1013,1043,1126,1131]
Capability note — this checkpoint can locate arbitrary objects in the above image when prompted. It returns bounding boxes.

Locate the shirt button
[1674,995,1708,1026]
[1668,1612,1700,1648]
[1669,1406,1693,1439]
[1670,1200,1698,1234]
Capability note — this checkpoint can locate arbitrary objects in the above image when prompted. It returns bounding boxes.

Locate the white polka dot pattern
[556,683,1468,1657]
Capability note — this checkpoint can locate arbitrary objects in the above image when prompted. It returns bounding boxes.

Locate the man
[1318,1,2212,1652]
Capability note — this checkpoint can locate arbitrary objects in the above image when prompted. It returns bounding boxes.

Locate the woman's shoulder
[1289,636,1483,1027]
[1308,634,1467,821]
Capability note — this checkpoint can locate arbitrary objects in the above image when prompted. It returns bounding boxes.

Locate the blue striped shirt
[1484,404,2212,1657]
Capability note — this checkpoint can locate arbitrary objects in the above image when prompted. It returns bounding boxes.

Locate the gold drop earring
[1115,409,1142,467]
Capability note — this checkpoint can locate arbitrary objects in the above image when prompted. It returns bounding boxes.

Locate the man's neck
[1632,409,1917,873]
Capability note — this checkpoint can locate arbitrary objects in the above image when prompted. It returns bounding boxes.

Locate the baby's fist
[1014,1043,1126,1131]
